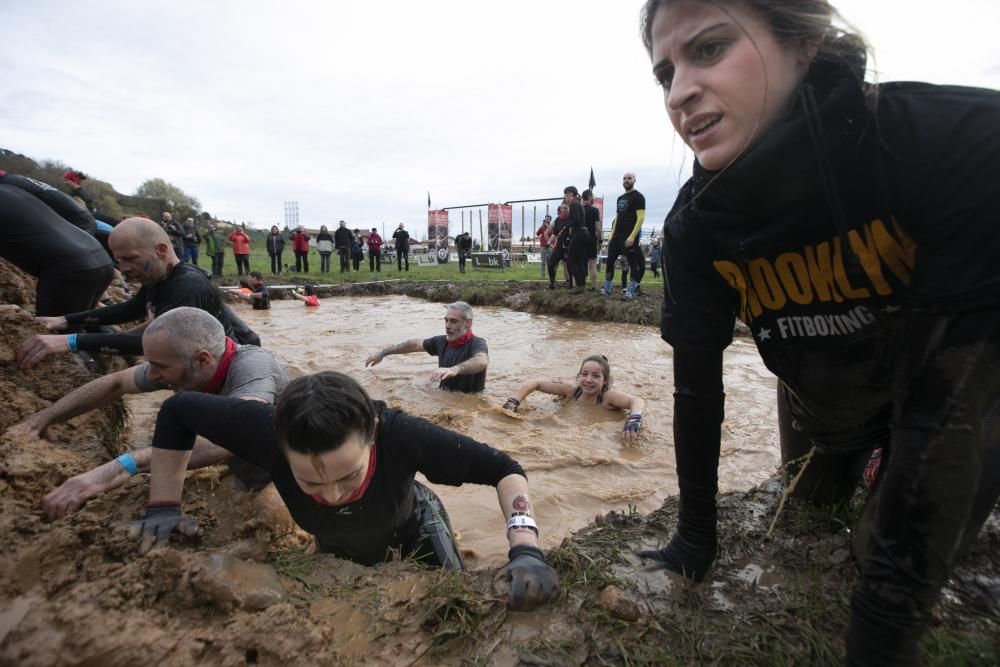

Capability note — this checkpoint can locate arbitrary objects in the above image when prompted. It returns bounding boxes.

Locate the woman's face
[286,431,372,506]
[271,226,278,234]
[577,361,606,396]
[650,0,811,171]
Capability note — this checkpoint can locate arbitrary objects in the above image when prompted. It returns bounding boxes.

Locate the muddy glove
[636,533,717,583]
[129,501,199,555]
[502,397,521,412]
[623,412,642,433]
[494,545,560,611]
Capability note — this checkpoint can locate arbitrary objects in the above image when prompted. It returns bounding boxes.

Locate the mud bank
[2,259,997,665]
[238,279,669,328]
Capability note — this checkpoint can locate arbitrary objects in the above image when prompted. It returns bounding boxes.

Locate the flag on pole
[427,191,432,209]
[588,168,596,191]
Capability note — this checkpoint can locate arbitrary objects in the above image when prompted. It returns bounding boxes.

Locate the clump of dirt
[1,261,996,666]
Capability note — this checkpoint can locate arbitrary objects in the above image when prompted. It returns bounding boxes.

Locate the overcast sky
[3,1,999,238]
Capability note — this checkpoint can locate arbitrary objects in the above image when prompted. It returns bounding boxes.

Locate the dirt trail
[0,259,996,666]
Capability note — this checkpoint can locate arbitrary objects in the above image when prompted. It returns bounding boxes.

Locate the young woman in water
[638,0,1000,662]
[131,371,559,611]
[502,355,645,445]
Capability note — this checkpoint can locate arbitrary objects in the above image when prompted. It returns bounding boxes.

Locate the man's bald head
[111,217,171,248]
[109,217,177,285]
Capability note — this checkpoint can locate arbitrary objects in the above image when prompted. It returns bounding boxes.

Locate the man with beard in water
[16,217,259,369]
[5,308,288,516]
[130,371,560,611]
[365,301,488,393]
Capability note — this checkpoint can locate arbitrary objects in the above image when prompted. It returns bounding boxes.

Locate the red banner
[427,210,450,260]
[487,204,512,251]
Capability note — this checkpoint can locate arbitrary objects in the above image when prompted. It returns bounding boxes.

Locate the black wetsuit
[584,204,600,260]
[152,394,524,568]
[251,283,270,310]
[423,335,488,393]
[0,174,97,235]
[606,190,646,285]
[63,262,260,354]
[660,58,1000,664]
[565,202,590,288]
[0,184,114,317]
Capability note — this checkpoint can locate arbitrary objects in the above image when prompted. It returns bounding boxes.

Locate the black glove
[636,533,717,582]
[494,545,560,611]
[129,501,199,554]
[502,397,521,412]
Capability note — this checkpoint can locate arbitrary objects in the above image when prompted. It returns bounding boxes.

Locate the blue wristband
[67,334,78,351]
[116,452,139,476]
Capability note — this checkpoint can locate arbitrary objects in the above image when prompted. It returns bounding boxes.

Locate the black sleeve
[64,289,149,326]
[151,393,282,472]
[75,331,143,356]
[384,410,525,486]
[423,336,442,356]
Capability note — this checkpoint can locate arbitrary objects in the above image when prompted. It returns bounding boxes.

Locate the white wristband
[506,515,538,532]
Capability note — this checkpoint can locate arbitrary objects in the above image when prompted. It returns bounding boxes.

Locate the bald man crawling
[17,217,260,369]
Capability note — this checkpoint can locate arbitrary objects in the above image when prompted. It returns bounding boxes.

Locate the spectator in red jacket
[291,226,311,273]
[367,228,383,272]
[228,224,252,275]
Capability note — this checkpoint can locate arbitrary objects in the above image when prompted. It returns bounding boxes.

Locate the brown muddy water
[124,295,780,566]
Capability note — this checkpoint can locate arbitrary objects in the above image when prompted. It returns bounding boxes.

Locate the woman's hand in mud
[17,334,70,369]
[494,545,561,611]
[129,502,199,555]
[364,350,385,367]
[42,461,131,520]
[621,413,642,446]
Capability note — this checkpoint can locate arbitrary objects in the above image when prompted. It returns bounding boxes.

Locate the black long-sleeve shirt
[152,393,524,565]
[63,262,254,355]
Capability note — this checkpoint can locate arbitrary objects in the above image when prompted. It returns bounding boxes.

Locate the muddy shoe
[600,287,611,296]
[623,291,634,301]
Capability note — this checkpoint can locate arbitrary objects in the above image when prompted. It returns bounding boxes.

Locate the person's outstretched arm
[501,379,574,411]
[364,338,424,366]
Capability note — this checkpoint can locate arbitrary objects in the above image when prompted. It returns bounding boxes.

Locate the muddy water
[124,295,780,566]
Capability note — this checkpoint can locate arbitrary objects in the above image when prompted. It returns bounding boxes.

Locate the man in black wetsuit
[582,189,602,290]
[601,172,646,300]
[365,301,488,393]
[0,181,114,317]
[131,370,560,613]
[563,186,590,293]
[0,171,98,236]
[16,217,260,369]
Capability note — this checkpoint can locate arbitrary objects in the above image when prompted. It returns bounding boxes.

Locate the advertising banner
[427,209,450,263]
[486,204,512,252]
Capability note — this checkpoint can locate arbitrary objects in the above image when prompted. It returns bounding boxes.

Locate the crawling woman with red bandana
[133,371,559,611]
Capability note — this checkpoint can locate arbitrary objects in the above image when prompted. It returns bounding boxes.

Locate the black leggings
[235,254,250,275]
[567,228,590,287]
[401,481,464,570]
[776,309,1000,664]
[605,236,645,284]
[270,253,283,274]
[547,243,567,285]
[36,263,114,318]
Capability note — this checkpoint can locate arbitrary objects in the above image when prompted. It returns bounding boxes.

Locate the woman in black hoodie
[639,1,1000,663]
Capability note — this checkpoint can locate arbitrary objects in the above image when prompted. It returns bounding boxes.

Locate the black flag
[427,191,431,209]
[588,168,596,191]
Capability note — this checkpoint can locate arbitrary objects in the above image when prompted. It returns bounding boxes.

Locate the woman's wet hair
[639,0,869,79]
[303,284,317,296]
[578,354,612,392]
[274,372,376,454]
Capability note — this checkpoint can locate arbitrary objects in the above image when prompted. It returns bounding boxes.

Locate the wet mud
[0,258,996,665]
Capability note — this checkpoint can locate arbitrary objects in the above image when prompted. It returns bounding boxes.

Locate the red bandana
[200,337,238,394]
[448,330,475,348]
[311,444,378,506]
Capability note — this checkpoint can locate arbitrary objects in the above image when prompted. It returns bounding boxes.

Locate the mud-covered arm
[503,379,573,410]
[847,308,1000,666]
